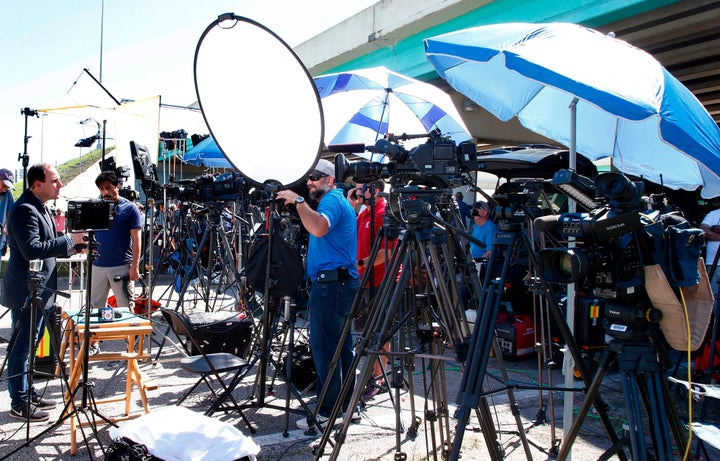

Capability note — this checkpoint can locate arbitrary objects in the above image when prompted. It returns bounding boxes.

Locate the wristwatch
[357,259,365,267]
[294,196,305,205]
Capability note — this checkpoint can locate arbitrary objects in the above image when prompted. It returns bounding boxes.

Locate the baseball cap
[473,201,490,212]
[0,169,15,190]
[311,159,335,178]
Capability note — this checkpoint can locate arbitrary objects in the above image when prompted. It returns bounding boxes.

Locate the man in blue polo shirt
[276,158,360,430]
[89,171,142,354]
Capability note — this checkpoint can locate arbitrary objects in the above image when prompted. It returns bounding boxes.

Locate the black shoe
[9,406,50,422]
[31,395,57,410]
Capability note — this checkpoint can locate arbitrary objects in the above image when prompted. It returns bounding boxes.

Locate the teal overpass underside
[325,0,679,82]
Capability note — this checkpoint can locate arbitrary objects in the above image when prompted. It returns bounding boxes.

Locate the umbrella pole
[563,97,579,457]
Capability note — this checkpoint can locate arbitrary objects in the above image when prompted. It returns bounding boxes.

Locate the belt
[474,258,487,263]
[315,267,350,283]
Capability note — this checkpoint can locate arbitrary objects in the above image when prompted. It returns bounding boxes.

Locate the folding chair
[160,308,255,433]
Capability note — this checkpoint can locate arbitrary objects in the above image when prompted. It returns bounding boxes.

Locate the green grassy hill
[11,146,113,200]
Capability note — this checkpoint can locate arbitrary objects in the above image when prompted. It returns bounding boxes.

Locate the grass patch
[11,146,113,200]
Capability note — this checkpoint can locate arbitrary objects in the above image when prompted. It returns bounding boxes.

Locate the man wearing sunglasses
[276,158,360,430]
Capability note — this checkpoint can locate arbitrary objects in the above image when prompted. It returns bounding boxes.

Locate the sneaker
[89,344,101,356]
[31,395,57,410]
[9,406,50,422]
[296,414,342,431]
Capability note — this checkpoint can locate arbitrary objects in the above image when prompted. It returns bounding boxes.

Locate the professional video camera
[100,156,140,201]
[164,171,245,202]
[536,170,706,343]
[334,129,477,188]
[66,199,115,232]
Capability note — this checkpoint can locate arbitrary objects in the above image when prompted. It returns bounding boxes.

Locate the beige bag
[644,258,714,352]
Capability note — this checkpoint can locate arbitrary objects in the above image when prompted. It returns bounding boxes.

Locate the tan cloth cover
[644,258,714,352]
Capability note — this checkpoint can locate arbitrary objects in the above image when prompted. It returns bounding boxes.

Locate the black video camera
[165,172,244,202]
[334,129,477,188]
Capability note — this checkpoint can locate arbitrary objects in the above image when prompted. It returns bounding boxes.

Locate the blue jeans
[7,297,49,409]
[308,277,358,417]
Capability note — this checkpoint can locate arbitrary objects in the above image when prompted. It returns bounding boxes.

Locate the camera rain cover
[194,14,323,189]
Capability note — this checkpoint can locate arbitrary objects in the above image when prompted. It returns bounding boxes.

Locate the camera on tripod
[537,172,648,294]
[165,171,245,202]
[66,199,115,232]
[537,170,707,344]
[334,129,477,188]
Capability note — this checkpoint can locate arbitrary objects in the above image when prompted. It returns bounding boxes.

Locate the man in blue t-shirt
[470,201,498,260]
[90,171,142,332]
[276,158,360,430]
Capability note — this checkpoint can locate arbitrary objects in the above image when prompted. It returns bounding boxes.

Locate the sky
[0,0,377,169]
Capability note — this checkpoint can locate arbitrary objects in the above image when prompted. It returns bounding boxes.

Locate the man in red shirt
[354,180,395,401]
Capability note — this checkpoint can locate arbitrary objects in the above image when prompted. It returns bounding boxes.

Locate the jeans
[7,297,49,409]
[308,277,359,417]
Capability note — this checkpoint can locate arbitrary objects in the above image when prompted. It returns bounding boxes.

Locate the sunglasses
[307,173,328,182]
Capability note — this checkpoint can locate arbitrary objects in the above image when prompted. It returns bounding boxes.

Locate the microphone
[327,143,366,153]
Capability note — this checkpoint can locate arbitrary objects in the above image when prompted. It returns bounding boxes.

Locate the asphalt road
[0,274,717,460]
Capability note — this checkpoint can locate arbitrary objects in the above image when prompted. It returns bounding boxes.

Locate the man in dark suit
[3,163,85,422]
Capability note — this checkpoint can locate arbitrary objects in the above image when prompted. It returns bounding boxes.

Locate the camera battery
[495,314,535,360]
[575,297,606,349]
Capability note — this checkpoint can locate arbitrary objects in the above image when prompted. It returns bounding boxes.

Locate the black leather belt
[315,267,350,283]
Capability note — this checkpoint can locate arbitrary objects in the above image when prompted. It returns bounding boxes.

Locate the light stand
[19,107,38,191]
[240,189,317,432]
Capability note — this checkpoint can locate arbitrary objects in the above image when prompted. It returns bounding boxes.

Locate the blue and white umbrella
[314,66,471,159]
[425,22,720,198]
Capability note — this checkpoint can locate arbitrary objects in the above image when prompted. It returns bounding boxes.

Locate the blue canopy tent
[183,136,232,169]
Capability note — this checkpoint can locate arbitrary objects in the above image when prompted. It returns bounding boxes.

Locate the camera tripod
[171,201,243,312]
[153,201,245,359]
[0,272,68,457]
[2,233,116,459]
[557,336,686,461]
[313,196,532,461]
[449,223,627,461]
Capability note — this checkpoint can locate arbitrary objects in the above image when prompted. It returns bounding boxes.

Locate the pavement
[0,273,718,460]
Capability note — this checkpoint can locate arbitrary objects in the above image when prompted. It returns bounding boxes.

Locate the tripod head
[26,259,71,301]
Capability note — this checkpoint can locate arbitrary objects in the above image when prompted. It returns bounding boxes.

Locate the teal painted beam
[319,0,680,80]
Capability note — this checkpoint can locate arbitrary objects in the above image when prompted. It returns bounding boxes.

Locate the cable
[679,287,692,461]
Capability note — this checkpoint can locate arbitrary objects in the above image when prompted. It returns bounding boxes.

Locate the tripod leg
[556,347,614,461]
[450,231,517,461]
